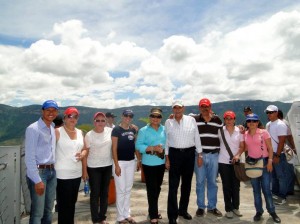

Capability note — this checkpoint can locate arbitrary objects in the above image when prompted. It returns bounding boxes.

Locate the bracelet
[268,158,273,161]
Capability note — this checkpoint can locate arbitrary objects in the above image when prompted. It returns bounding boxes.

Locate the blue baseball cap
[42,100,59,110]
[246,113,259,121]
[122,109,134,116]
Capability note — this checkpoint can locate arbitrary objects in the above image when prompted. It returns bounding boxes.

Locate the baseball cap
[150,107,162,116]
[246,113,259,121]
[94,112,106,119]
[264,105,278,112]
[243,106,252,112]
[172,100,184,108]
[199,98,211,107]
[105,112,117,118]
[223,111,236,119]
[64,107,79,115]
[42,100,58,110]
[123,109,134,116]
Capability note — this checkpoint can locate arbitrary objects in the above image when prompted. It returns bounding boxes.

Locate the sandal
[150,219,158,224]
[158,213,162,219]
[118,220,128,224]
[125,218,137,224]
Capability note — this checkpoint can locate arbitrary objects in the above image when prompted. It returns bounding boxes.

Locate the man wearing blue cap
[25,100,59,224]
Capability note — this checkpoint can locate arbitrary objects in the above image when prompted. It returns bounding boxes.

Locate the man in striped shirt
[194,98,223,217]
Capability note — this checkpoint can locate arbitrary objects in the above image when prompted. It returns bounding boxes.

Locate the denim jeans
[272,153,289,199]
[250,158,275,214]
[87,165,112,223]
[26,168,57,224]
[194,152,219,210]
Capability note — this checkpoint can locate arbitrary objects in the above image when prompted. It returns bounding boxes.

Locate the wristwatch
[198,153,203,158]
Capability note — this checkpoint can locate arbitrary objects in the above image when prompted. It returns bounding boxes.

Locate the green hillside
[0,100,292,146]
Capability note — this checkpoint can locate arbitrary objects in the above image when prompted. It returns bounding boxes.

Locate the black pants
[218,163,240,212]
[167,148,195,219]
[57,177,81,224]
[87,165,112,222]
[143,164,165,220]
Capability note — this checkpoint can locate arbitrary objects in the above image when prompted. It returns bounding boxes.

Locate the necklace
[64,125,76,133]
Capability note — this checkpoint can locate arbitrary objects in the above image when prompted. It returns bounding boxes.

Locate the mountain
[0,100,292,146]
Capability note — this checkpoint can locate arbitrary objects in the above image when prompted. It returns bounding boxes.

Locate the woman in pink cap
[55,107,87,224]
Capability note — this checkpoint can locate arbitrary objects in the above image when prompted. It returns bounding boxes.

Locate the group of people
[24,99,296,224]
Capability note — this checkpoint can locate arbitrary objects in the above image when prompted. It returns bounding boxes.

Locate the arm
[265,137,273,172]
[112,136,121,176]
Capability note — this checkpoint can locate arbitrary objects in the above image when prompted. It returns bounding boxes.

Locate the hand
[197,157,203,167]
[136,161,141,171]
[232,155,240,163]
[115,165,121,177]
[238,125,245,134]
[82,171,89,181]
[75,152,83,161]
[130,124,139,132]
[35,181,45,196]
[273,156,280,164]
[267,160,273,172]
[165,158,170,170]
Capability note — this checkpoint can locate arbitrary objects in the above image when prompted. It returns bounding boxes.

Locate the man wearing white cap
[265,105,289,205]
[165,100,203,224]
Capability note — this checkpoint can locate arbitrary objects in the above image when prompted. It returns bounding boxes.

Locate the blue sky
[0,0,300,108]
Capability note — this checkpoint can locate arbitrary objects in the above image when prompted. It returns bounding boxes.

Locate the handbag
[283,144,294,162]
[244,131,264,178]
[220,128,250,181]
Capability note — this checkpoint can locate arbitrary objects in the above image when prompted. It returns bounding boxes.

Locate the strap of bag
[220,127,234,160]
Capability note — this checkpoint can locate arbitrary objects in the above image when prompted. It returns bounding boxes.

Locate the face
[246,120,259,128]
[64,113,79,126]
[199,105,211,115]
[224,116,235,126]
[107,116,115,124]
[94,115,106,128]
[266,111,277,121]
[244,110,251,116]
[122,114,133,124]
[172,106,184,118]
[149,114,162,125]
[42,108,58,123]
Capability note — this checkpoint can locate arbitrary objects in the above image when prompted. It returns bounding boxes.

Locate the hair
[277,109,283,119]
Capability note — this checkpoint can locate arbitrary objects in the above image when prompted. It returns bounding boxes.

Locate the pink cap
[93,112,106,119]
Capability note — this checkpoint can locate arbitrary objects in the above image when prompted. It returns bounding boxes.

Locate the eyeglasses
[124,114,134,118]
[67,114,78,119]
[94,119,106,123]
[246,120,258,123]
[266,111,275,114]
[150,114,162,119]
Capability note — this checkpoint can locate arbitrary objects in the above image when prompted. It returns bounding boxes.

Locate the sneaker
[232,209,242,217]
[274,198,286,205]
[225,211,233,219]
[207,208,222,217]
[253,212,262,222]
[196,208,204,217]
[270,212,281,223]
[272,194,279,200]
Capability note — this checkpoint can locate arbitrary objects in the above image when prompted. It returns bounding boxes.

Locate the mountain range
[0,100,292,145]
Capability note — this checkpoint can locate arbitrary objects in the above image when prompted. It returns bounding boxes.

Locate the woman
[234,114,281,223]
[55,107,87,224]
[83,112,113,224]
[218,111,244,219]
[112,109,140,224]
[136,108,166,224]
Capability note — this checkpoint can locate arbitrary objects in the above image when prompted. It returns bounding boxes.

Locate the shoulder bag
[220,128,250,181]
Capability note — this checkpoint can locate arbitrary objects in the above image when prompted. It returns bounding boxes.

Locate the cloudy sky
[1,0,300,109]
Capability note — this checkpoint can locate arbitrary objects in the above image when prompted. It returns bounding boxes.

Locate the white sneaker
[233,209,243,217]
[225,211,233,219]
[274,198,286,205]
[272,195,279,200]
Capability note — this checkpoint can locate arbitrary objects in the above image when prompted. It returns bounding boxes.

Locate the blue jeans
[27,168,57,224]
[250,158,275,214]
[272,153,289,199]
[194,152,219,210]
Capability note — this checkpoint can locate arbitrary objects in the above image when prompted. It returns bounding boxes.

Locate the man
[265,105,289,205]
[194,98,223,217]
[165,100,203,224]
[106,112,117,128]
[25,100,59,224]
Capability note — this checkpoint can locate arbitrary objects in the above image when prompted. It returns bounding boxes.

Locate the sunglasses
[150,114,162,119]
[266,111,275,114]
[124,114,134,118]
[94,119,106,123]
[224,118,234,120]
[246,120,258,123]
[67,114,79,119]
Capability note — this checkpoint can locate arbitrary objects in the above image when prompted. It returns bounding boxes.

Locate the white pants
[113,160,135,221]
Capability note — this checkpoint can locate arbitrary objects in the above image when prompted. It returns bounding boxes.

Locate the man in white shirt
[165,100,203,224]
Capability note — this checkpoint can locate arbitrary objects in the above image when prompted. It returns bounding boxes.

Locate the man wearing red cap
[194,98,223,217]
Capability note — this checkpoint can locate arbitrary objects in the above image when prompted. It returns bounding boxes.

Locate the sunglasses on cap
[266,111,276,114]
[94,119,106,123]
[67,114,79,119]
[124,114,134,118]
[246,120,258,123]
[150,114,162,119]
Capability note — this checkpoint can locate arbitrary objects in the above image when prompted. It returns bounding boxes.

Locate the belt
[203,149,220,154]
[169,146,195,152]
[37,164,54,169]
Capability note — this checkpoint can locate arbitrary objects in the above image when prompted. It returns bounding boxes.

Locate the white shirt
[266,119,288,153]
[165,115,202,155]
[218,126,244,164]
[85,128,113,167]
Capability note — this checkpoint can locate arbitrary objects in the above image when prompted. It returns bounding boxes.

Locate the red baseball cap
[199,98,211,107]
[64,107,79,115]
[223,111,236,119]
